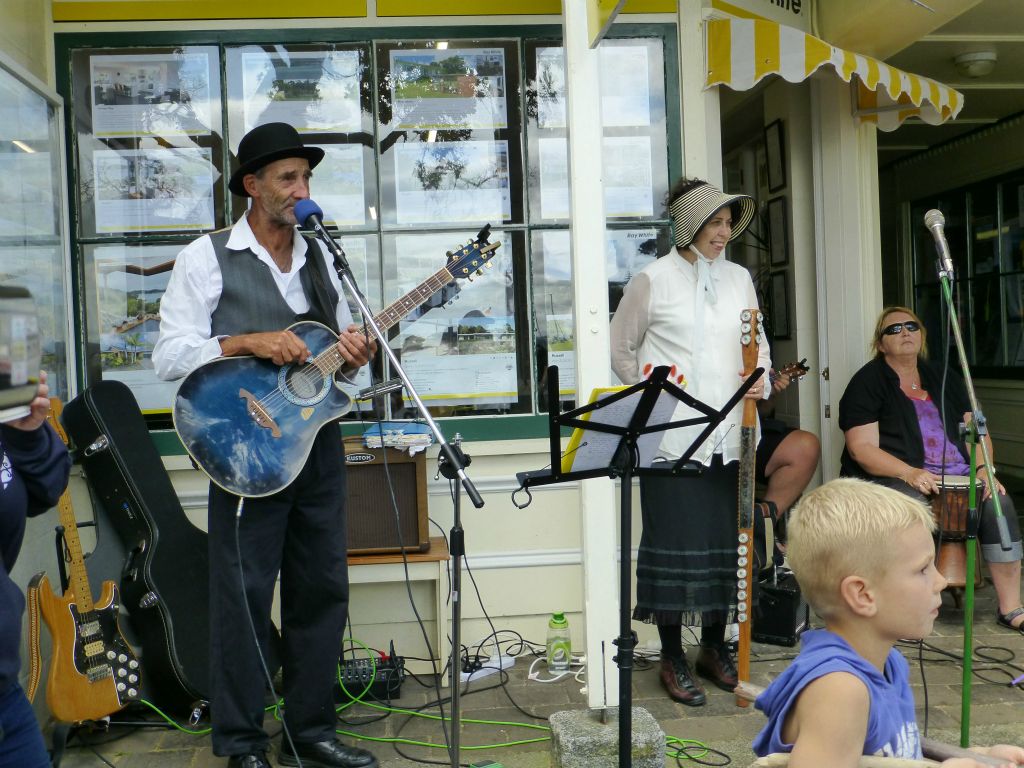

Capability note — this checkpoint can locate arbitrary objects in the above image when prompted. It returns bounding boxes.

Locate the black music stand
[515,363,762,768]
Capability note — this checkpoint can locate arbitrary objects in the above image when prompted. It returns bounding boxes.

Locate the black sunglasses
[881,321,921,336]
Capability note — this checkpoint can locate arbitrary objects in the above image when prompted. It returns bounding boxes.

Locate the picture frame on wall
[765,118,786,192]
[768,196,789,267]
[770,271,791,340]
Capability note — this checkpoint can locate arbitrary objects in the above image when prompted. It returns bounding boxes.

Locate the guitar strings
[249,266,458,420]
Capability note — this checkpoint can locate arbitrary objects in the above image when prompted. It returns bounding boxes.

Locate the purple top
[910,395,970,476]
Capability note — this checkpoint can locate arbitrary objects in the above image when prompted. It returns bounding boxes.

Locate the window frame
[54,23,682,450]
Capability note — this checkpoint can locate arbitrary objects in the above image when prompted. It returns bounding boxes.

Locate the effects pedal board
[335,652,405,702]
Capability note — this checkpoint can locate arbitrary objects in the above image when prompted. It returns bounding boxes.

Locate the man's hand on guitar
[223,330,310,365]
[336,324,377,369]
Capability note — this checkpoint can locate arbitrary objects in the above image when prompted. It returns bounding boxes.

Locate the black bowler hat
[228,122,325,197]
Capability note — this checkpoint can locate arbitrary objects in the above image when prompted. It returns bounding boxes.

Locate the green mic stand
[925,208,1013,748]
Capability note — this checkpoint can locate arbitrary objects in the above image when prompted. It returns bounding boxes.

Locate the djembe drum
[930,475,984,605]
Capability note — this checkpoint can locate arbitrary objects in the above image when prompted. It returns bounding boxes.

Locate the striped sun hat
[669,182,756,249]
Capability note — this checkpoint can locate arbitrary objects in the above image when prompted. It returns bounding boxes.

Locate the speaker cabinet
[343,438,429,555]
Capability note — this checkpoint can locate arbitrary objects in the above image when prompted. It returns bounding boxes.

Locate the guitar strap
[25,574,43,703]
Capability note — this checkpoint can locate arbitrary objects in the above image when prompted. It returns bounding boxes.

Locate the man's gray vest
[208,228,340,338]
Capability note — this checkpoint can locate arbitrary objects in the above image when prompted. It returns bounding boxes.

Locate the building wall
[1,0,52,82]
[37,4,674,681]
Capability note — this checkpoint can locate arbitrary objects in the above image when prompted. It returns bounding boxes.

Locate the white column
[562,0,619,711]
[678,0,722,184]
[810,77,883,479]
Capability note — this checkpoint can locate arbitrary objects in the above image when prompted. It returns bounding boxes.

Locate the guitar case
[62,380,211,714]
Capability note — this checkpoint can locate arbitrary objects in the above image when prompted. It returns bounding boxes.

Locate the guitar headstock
[775,358,810,382]
[444,225,500,283]
[740,308,763,373]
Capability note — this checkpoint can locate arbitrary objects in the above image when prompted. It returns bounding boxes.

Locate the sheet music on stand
[561,385,682,474]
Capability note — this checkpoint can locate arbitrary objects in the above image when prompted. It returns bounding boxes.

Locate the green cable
[334,729,549,749]
[140,638,715,758]
[664,735,714,760]
[138,699,211,734]
[335,638,378,711]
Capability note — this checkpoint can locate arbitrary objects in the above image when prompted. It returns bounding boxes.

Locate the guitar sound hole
[284,365,324,400]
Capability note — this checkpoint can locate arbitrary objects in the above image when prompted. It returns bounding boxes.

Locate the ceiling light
[953,50,997,78]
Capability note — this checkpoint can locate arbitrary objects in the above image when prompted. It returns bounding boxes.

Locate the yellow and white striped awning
[706,17,964,132]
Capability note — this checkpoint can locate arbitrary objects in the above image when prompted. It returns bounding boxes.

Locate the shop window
[57,27,677,437]
[0,64,74,404]
[910,170,1024,376]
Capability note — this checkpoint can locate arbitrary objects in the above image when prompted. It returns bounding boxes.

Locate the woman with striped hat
[611,177,771,706]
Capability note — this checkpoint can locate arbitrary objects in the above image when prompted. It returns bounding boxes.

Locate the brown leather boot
[659,654,706,706]
[695,643,738,692]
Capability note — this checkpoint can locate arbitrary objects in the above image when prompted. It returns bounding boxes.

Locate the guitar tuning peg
[445,250,454,258]
[486,262,493,268]
[476,269,483,276]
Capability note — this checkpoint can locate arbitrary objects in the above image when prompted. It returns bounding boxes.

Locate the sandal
[996,606,1024,633]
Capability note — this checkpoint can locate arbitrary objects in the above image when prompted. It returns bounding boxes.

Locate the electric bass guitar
[735,308,763,708]
[174,232,500,497]
[26,399,141,723]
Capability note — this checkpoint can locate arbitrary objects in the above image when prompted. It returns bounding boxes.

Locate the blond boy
[753,478,1024,768]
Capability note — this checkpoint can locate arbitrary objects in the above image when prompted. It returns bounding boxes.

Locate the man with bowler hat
[154,122,377,768]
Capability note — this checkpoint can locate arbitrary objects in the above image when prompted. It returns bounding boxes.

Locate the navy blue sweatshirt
[0,422,71,695]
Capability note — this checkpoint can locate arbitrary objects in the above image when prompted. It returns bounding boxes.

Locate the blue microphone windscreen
[294,198,323,227]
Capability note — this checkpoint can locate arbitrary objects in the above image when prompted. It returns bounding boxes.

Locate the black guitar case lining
[63,380,211,712]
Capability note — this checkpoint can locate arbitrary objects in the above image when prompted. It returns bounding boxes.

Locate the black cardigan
[838,357,971,479]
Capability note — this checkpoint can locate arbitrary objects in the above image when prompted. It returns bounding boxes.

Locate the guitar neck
[47,401,95,615]
[56,495,95,615]
[308,265,455,377]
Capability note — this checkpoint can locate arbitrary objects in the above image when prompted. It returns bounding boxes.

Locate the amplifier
[752,570,809,647]
[343,438,429,555]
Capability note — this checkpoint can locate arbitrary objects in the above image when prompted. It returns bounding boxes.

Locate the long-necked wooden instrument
[25,398,141,722]
[735,308,762,708]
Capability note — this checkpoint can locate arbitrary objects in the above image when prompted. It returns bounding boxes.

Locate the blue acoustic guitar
[173,234,500,498]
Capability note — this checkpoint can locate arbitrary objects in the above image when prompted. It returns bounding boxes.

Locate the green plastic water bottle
[546,612,571,671]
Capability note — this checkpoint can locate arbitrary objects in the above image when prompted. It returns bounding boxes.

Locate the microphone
[294,198,345,261]
[923,209,954,276]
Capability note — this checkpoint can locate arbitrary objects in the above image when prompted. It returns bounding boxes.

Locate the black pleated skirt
[633,455,739,627]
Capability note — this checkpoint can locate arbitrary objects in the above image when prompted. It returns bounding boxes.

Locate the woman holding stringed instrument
[840,305,1024,634]
[611,178,771,706]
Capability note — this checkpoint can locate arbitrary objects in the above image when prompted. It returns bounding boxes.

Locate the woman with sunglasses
[839,306,1024,633]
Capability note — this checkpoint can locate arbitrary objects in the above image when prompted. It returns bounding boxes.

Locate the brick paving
[53,579,1024,767]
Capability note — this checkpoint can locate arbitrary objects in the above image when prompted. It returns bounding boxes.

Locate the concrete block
[549,707,664,768]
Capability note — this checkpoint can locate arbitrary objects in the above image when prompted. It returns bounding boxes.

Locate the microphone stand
[933,239,1010,748]
[317,230,484,511]
[437,434,469,768]
[309,223,483,767]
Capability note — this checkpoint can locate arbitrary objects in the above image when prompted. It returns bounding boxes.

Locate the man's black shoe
[227,751,271,768]
[279,737,378,768]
